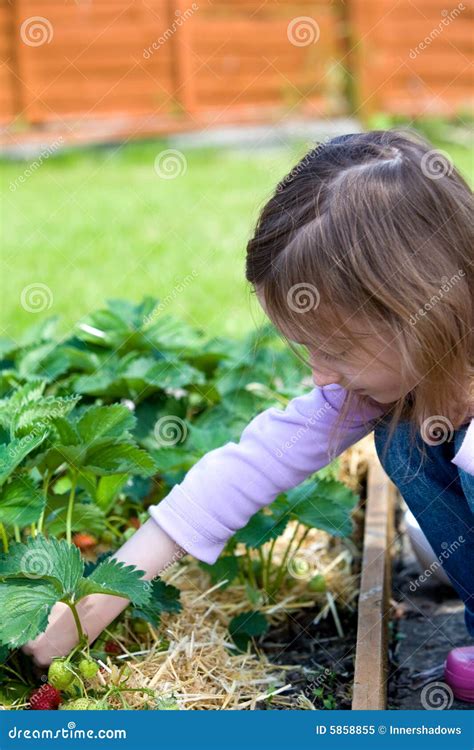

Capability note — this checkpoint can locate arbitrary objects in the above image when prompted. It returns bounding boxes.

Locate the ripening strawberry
[48,659,75,690]
[104,639,121,655]
[29,684,62,710]
[72,533,97,551]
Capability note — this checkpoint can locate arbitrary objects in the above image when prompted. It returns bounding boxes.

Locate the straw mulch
[95,434,375,710]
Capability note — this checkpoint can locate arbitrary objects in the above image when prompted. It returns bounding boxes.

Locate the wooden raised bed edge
[352,457,397,710]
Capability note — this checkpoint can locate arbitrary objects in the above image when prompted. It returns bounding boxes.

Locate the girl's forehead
[255,287,371,341]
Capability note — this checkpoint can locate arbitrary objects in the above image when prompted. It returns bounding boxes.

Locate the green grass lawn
[1,135,473,344]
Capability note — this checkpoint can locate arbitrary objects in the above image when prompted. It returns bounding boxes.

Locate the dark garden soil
[257,476,369,710]
[259,475,473,711]
[388,500,473,710]
[259,603,358,709]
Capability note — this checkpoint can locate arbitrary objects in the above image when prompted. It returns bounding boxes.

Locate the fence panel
[349,0,473,117]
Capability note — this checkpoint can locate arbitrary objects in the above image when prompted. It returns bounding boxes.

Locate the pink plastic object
[444,646,474,703]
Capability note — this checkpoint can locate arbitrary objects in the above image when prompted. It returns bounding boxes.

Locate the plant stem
[290,527,311,560]
[245,549,257,588]
[13,525,21,543]
[264,537,277,592]
[66,600,85,643]
[1,663,27,684]
[31,523,37,538]
[270,522,302,596]
[37,472,50,535]
[104,520,122,537]
[257,547,266,590]
[66,471,77,545]
[0,523,8,553]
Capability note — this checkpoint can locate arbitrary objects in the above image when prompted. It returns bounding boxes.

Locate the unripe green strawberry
[131,619,148,635]
[100,530,115,545]
[78,658,99,679]
[308,573,326,593]
[60,698,107,711]
[155,696,181,710]
[48,659,75,690]
[60,698,90,711]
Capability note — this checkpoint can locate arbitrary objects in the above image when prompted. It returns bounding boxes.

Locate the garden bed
[388,499,473,711]
[1,297,435,713]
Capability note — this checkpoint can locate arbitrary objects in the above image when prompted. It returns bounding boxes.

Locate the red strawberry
[72,533,97,551]
[29,684,62,710]
[104,639,121,655]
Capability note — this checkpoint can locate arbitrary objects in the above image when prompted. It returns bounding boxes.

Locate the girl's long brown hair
[246,129,473,467]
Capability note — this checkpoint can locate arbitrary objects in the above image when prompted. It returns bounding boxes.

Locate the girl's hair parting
[245,129,474,467]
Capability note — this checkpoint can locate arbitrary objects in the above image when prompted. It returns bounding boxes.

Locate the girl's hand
[22,519,186,667]
[22,594,129,667]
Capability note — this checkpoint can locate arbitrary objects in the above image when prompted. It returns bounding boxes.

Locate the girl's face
[256,287,414,405]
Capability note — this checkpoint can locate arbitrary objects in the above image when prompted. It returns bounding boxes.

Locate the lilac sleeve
[147,385,386,564]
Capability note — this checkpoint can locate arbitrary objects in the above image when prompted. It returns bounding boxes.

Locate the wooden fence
[0,0,472,138]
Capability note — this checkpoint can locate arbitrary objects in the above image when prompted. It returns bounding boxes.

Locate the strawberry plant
[0,297,362,704]
[0,535,151,651]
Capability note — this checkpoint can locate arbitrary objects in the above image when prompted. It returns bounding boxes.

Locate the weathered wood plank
[352,458,396,710]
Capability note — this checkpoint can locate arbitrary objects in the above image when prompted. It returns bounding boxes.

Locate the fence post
[345,0,379,124]
[5,0,26,123]
[167,0,197,117]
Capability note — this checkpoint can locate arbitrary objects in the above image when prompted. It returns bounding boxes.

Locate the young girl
[24,130,474,703]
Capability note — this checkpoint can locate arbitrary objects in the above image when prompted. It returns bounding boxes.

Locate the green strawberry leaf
[0,580,60,648]
[131,579,182,627]
[50,416,81,447]
[234,510,288,549]
[77,558,151,606]
[198,555,240,589]
[0,643,10,663]
[12,395,80,437]
[186,423,233,455]
[228,610,269,652]
[0,535,84,597]
[94,473,129,513]
[84,443,157,477]
[46,502,106,537]
[76,404,136,446]
[0,476,45,527]
[287,478,357,537]
[0,381,46,428]
[0,432,49,486]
